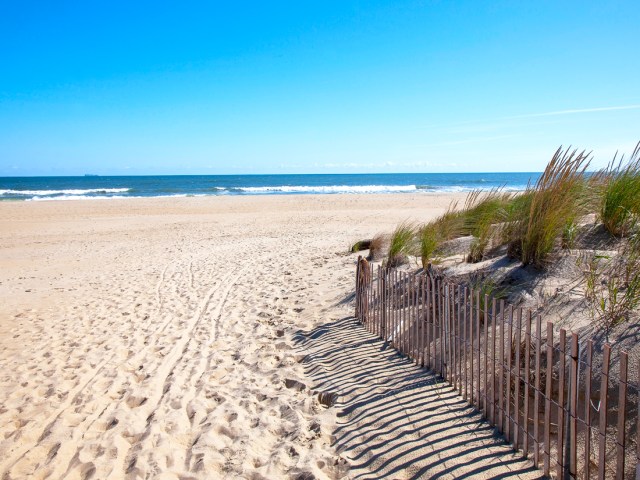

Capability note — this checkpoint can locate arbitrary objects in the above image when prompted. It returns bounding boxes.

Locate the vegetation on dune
[355,141,640,332]
[462,189,513,263]
[508,147,591,267]
[418,223,439,269]
[599,142,640,237]
[418,204,463,268]
[386,222,415,267]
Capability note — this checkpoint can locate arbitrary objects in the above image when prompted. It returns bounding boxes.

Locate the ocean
[0,172,540,201]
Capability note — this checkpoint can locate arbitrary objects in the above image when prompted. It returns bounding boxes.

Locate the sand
[0,193,539,479]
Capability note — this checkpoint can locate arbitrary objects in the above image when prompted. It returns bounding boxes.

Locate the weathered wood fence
[354,256,640,480]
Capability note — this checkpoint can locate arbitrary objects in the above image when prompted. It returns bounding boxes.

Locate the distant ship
[84,174,99,177]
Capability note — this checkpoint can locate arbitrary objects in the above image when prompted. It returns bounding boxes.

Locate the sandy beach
[0,193,540,479]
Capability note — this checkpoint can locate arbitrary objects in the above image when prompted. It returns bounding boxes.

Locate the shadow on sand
[294,317,546,480]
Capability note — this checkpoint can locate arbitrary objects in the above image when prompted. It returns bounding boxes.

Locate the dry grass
[367,233,387,261]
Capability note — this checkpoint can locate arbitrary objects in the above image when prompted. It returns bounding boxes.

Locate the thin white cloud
[507,104,640,119]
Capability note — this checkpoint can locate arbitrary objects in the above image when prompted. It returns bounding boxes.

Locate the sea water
[0,172,539,201]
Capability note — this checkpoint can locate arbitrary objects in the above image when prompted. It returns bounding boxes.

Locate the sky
[1,1,639,176]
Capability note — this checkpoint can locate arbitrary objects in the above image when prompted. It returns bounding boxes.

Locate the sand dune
[0,193,536,479]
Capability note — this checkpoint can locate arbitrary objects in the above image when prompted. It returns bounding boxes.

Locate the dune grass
[462,189,513,262]
[599,142,640,237]
[508,147,591,267]
[387,222,415,267]
[418,203,463,268]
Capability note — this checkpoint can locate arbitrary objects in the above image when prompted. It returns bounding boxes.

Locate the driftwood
[351,239,372,253]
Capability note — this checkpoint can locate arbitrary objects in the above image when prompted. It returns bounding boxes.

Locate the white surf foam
[0,188,130,196]
[237,185,418,194]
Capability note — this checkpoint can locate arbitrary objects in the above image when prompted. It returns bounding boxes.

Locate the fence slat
[599,344,611,480]
[534,314,542,467]
[356,256,361,320]
[484,294,489,419]
[415,276,420,363]
[569,333,579,478]
[585,339,593,479]
[457,285,463,392]
[506,306,513,443]
[400,270,404,351]
[463,287,468,401]
[556,328,566,480]
[394,269,399,349]
[491,298,497,425]
[470,290,475,404]
[425,275,430,369]
[514,308,522,451]
[524,310,532,458]
[432,276,437,374]
[421,277,425,364]
[450,285,455,384]
[616,351,628,480]
[476,290,481,412]
[499,299,505,433]
[544,322,553,477]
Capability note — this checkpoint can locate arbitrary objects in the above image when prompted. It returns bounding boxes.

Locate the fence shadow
[294,316,545,479]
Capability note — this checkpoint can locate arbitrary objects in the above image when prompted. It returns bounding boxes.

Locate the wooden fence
[354,256,640,480]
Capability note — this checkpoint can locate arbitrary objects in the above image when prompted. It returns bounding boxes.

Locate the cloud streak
[507,104,640,119]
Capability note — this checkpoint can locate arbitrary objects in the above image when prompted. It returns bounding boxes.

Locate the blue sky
[1,1,639,176]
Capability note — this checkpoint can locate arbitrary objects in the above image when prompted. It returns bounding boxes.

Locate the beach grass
[417,204,463,268]
[387,222,415,267]
[599,142,640,237]
[462,189,512,262]
[508,146,590,267]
